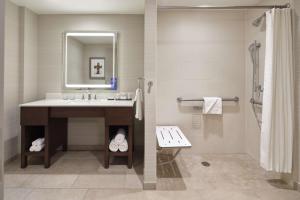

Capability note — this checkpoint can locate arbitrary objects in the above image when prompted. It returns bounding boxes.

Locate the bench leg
[157,149,181,166]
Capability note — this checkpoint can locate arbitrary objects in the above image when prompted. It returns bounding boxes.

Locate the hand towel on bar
[29,144,45,152]
[32,138,45,146]
[134,88,143,120]
[203,97,222,115]
[114,129,126,144]
[118,140,128,152]
[109,139,119,152]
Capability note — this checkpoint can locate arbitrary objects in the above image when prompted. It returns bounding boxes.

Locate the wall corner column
[143,0,157,190]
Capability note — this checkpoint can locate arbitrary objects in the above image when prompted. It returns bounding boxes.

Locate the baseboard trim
[143,181,157,190]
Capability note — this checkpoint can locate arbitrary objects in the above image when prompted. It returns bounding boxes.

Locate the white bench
[156,126,192,165]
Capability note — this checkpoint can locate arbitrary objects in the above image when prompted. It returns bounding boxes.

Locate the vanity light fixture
[65,32,115,37]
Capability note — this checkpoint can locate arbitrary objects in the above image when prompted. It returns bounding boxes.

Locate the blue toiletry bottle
[110,77,117,90]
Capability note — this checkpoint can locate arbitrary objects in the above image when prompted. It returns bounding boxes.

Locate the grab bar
[177,96,239,103]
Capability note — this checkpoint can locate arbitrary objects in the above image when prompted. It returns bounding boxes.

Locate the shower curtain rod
[158,3,290,10]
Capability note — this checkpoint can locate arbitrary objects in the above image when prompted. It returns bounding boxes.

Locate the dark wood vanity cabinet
[20,106,134,169]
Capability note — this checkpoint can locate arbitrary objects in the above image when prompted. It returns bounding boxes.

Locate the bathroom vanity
[20,99,135,169]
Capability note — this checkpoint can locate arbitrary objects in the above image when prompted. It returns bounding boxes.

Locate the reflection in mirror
[64,32,117,89]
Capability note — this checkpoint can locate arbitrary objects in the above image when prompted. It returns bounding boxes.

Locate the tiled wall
[244,8,267,162]
[157,10,246,154]
[37,14,144,147]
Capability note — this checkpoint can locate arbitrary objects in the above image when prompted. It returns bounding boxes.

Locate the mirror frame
[63,31,118,89]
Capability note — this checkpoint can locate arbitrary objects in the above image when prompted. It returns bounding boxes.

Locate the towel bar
[177,96,239,103]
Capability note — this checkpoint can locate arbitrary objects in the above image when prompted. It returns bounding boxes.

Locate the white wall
[3,0,20,161]
[82,44,113,84]
[37,14,144,97]
[37,14,144,147]
[157,10,245,154]
[293,0,300,189]
[67,37,84,84]
[0,0,5,198]
[19,7,38,103]
[3,2,38,161]
[143,0,157,189]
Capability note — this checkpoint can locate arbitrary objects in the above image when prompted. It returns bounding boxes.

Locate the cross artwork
[94,62,102,74]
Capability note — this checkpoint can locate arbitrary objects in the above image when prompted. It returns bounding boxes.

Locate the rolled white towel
[109,139,118,152]
[118,140,128,152]
[32,138,45,146]
[29,145,35,152]
[114,129,126,144]
[29,144,45,152]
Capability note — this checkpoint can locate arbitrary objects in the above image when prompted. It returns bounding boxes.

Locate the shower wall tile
[157,10,246,154]
[243,9,267,162]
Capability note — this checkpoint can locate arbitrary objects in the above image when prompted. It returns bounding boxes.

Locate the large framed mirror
[64,31,117,89]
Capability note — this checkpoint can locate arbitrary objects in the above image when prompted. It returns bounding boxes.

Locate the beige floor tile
[255,188,300,200]
[4,152,299,200]
[199,189,261,200]
[157,178,189,191]
[24,189,87,200]
[23,174,78,188]
[59,151,101,160]
[124,174,143,189]
[84,189,146,200]
[72,174,126,189]
[145,190,202,200]
[4,188,32,200]
[50,159,101,174]
[4,175,32,188]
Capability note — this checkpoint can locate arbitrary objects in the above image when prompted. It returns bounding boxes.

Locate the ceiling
[10,0,145,14]
[10,0,264,14]
[158,0,262,7]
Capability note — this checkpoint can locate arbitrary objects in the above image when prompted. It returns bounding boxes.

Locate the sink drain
[201,161,210,167]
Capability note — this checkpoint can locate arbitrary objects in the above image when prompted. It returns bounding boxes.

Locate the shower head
[252,14,265,27]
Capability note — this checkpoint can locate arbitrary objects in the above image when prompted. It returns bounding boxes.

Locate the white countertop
[20,99,135,107]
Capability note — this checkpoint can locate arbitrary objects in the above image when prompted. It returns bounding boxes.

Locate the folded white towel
[32,138,45,146]
[134,88,143,120]
[118,140,128,152]
[109,139,119,152]
[114,129,126,144]
[203,97,222,115]
[29,144,45,152]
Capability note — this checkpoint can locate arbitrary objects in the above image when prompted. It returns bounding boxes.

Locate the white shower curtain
[260,8,294,173]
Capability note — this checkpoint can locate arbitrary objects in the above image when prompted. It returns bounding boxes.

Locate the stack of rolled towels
[109,129,128,152]
[29,138,45,152]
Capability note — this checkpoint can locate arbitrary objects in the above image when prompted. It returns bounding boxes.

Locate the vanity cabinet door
[105,107,133,125]
[20,107,49,125]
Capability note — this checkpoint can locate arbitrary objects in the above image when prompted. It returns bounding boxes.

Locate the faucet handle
[81,93,85,100]
[94,94,97,100]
